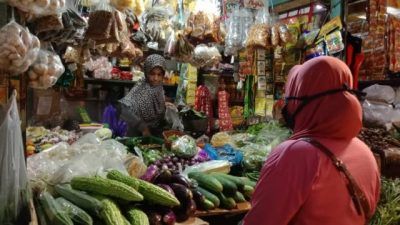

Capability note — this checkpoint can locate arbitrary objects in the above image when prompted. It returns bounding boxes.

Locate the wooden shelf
[195,202,251,217]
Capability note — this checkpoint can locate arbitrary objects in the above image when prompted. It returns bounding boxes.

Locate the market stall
[1,0,400,224]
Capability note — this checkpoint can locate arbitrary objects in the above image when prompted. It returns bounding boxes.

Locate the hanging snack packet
[325,30,344,55]
[85,0,114,41]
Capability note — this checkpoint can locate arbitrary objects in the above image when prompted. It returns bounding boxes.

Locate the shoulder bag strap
[300,138,371,221]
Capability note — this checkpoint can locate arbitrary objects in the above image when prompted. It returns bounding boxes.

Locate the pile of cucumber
[188,172,256,211]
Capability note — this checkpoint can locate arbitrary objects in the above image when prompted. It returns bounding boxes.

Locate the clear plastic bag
[85,0,114,41]
[142,6,174,49]
[363,84,396,104]
[224,9,242,56]
[182,160,231,176]
[28,44,65,89]
[0,91,30,224]
[7,0,66,16]
[84,56,113,80]
[28,136,129,192]
[190,44,222,68]
[171,135,197,158]
[165,102,184,131]
[0,21,40,75]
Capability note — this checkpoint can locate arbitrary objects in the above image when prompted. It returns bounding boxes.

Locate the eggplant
[173,199,197,223]
[147,211,163,225]
[169,183,193,203]
[141,165,159,182]
[170,174,192,188]
[157,184,175,196]
[153,169,172,184]
[187,199,197,216]
[162,210,176,225]
[191,188,206,209]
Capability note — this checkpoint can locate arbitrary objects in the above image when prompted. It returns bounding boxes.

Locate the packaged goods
[0,21,40,75]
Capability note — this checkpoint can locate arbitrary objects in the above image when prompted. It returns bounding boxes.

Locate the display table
[195,202,251,217]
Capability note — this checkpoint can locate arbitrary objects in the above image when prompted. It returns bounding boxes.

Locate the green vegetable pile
[370,177,400,225]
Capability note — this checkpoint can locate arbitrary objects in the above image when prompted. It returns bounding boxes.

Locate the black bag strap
[300,138,371,221]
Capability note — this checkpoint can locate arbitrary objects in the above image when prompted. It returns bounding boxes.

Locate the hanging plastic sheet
[0,91,30,225]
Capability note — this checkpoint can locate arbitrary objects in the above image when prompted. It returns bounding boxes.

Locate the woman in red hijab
[243,56,380,225]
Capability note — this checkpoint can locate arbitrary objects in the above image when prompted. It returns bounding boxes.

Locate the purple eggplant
[140,165,159,182]
[169,183,193,203]
[162,210,176,225]
[170,174,192,188]
[153,169,172,184]
[191,188,206,208]
[147,211,163,225]
[157,184,175,196]
[173,199,197,223]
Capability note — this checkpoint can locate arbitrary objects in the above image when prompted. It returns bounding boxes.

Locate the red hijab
[285,56,362,140]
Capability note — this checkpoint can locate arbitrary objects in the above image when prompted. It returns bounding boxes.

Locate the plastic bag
[203,144,243,166]
[190,44,222,68]
[171,135,197,158]
[165,103,184,131]
[142,6,174,49]
[0,21,40,75]
[85,0,114,41]
[102,104,127,137]
[362,100,400,129]
[363,84,396,104]
[246,24,271,48]
[84,56,113,79]
[28,44,65,89]
[0,91,30,224]
[27,136,128,191]
[211,132,233,147]
[38,0,87,42]
[224,9,242,56]
[33,14,64,33]
[8,0,66,16]
[182,160,230,175]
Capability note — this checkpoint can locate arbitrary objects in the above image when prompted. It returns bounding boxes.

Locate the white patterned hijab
[119,54,166,125]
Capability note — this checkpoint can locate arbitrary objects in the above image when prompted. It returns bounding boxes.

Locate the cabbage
[95,128,112,140]
[171,135,197,158]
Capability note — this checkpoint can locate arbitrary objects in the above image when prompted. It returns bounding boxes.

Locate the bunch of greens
[370,177,400,225]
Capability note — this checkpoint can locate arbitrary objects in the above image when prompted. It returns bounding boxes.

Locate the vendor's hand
[142,127,151,137]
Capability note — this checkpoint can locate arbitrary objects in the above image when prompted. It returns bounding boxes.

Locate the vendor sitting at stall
[118,54,166,137]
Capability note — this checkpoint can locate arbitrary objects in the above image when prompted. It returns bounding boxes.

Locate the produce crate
[381,148,400,178]
[195,202,251,217]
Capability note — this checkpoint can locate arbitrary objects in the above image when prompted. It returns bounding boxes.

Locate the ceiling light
[315,4,324,11]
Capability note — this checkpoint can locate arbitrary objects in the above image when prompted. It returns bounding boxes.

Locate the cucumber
[242,178,257,188]
[202,199,215,210]
[188,172,223,193]
[39,192,74,225]
[197,187,220,208]
[216,192,237,210]
[243,185,254,200]
[211,173,245,191]
[56,197,93,225]
[55,184,103,216]
[233,191,246,203]
[212,175,238,197]
[35,198,48,225]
